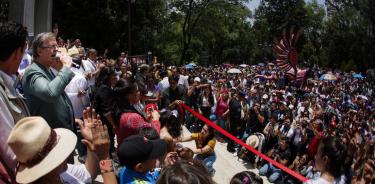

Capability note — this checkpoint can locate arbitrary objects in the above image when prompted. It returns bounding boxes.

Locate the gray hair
[87,48,97,55]
[32,32,56,59]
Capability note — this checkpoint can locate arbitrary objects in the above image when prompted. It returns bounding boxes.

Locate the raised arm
[175,135,193,143]
[77,108,118,184]
[193,144,213,155]
[25,67,74,102]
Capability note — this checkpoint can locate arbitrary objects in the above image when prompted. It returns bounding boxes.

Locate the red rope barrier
[180,103,308,182]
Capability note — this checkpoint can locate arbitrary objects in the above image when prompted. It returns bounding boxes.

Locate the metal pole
[128,0,132,55]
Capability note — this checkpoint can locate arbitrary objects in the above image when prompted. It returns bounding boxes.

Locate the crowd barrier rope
[180,103,308,182]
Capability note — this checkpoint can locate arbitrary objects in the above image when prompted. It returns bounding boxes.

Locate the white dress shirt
[52,68,89,119]
[157,77,170,92]
[81,58,97,87]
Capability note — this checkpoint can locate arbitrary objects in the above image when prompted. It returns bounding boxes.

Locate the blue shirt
[119,166,160,184]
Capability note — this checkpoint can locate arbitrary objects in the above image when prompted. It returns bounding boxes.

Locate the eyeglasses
[40,45,58,49]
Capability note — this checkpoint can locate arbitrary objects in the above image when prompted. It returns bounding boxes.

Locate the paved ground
[179,126,271,184]
[87,126,271,183]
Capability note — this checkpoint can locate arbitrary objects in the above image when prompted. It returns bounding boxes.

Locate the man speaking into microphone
[22,32,75,131]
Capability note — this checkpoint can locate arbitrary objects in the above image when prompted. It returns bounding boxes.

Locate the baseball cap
[159,70,167,77]
[118,135,167,168]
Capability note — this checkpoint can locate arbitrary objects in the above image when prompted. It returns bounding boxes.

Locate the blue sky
[246,0,325,13]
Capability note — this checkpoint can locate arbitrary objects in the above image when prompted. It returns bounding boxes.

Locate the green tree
[322,0,375,71]
[194,0,253,64]
[53,0,126,54]
[52,0,374,71]
[301,0,325,66]
[169,0,220,65]
[252,0,308,63]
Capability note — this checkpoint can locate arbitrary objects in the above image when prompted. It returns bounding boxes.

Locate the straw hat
[7,117,77,183]
[246,135,260,148]
[67,47,79,57]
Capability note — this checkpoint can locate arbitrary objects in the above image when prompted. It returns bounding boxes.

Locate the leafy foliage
[53,0,375,71]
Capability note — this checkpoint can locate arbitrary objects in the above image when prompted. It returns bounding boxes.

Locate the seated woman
[159,110,182,152]
[113,79,161,145]
[177,124,217,175]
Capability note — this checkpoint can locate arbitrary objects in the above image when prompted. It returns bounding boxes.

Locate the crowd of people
[1,21,374,184]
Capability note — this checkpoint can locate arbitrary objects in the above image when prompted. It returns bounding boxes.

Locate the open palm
[75,108,100,143]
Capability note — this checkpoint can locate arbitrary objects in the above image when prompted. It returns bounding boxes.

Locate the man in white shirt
[177,68,189,90]
[81,49,104,101]
[157,70,170,92]
[0,21,30,183]
[82,49,98,86]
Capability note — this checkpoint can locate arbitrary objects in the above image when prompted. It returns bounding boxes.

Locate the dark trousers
[227,117,240,153]
[105,122,116,154]
[99,117,116,154]
[200,106,211,119]
[198,106,211,131]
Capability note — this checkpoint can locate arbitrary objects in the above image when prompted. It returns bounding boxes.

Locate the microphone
[52,52,79,68]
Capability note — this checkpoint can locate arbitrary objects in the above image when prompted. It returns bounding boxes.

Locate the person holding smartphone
[113,79,161,145]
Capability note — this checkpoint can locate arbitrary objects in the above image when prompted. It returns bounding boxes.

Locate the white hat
[262,94,269,99]
[194,77,201,82]
[144,91,153,97]
[7,117,77,183]
[246,135,260,148]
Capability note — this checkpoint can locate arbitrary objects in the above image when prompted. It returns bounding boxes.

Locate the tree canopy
[53,0,375,71]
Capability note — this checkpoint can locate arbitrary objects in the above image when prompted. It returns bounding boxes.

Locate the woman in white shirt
[304,136,349,184]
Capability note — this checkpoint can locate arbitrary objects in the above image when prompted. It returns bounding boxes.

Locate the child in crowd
[156,160,214,184]
[230,171,263,184]
[118,135,167,184]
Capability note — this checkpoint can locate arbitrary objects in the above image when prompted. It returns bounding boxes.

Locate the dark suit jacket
[22,62,75,130]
